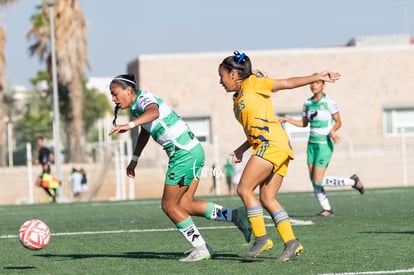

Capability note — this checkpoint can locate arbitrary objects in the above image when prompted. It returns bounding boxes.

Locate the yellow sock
[247,206,267,238]
[272,210,295,243]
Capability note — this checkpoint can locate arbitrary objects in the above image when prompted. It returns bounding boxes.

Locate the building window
[383,108,414,137]
[277,112,309,141]
[183,116,211,143]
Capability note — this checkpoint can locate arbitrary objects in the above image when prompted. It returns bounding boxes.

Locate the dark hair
[111,74,137,126]
[111,73,137,90]
[220,51,253,80]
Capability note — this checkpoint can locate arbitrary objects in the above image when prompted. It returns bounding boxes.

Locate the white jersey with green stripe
[302,93,339,139]
[130,90,199,151]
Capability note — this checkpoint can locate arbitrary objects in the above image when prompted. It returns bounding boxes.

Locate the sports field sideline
[1,187,413,274]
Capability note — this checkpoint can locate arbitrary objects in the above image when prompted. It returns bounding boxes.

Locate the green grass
[1,187,413,275]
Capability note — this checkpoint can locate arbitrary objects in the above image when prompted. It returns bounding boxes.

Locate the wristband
[128,121,135,129]
[131,155,139,162]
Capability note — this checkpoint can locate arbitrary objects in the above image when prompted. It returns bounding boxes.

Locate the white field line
[319,267,414,275]
[1,218,313,239]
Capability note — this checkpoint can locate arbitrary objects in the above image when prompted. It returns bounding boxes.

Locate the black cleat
[351,174,364,195]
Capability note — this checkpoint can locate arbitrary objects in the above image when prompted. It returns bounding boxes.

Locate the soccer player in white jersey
[279,77,364,217]
[108,74,251,261]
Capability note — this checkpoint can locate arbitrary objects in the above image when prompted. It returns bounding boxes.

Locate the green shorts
[307,138,334,168]
[165,143,205,186]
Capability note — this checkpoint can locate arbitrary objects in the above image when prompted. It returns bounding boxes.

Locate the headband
[112,77,136,86]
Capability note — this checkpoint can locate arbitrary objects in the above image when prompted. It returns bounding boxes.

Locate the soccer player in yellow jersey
[218,51,341,261]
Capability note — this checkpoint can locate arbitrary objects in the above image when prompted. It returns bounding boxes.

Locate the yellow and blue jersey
[233,75,294,160]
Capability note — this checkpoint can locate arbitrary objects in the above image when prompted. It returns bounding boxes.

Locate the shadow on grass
[4,266,36,270]
[34,252,182,260]
[360,230,414,235]
[34,251,248,262]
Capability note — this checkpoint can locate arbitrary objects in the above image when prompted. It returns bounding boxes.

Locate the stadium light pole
[44,0,62,180]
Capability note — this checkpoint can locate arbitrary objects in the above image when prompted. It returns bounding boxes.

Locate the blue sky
[2,0,413,87]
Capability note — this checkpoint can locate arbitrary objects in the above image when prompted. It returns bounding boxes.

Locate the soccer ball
[19,219,51,250]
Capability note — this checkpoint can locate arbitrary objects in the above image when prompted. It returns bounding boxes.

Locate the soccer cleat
[275,239,304,262]
[179,244,213,262]
[233,207,252,243]
[317,209,334,217]
[242,237,273,259]
[351,174,364,195]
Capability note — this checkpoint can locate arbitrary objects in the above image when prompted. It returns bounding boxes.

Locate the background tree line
[0,0,111,166]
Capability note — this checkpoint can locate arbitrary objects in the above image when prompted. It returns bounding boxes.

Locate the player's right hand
[126,161,137,178]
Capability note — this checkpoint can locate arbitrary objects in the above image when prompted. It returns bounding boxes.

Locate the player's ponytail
[112,104,121,126]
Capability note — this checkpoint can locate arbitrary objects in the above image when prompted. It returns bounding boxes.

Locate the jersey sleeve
[327,97,339,114]
[136,90,158,112]
[254,77,275,97]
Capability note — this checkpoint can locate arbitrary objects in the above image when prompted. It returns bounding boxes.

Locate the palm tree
[0,0,19,167]
[27,0,89,162]
[54,0,89,162]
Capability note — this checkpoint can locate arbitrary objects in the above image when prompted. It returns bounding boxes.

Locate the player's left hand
[230,150,243,164]
[320,71,341,83]
[109,124,129,135]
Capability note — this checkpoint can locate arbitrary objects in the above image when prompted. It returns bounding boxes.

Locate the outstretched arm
[272,71,341,92]
[279,116,309,128]
[109,103,160,135]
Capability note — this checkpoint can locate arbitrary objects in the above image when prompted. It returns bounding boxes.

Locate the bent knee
[236,184,248,197]
[161,200,175,216]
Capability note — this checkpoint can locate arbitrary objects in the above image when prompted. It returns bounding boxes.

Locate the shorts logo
[168,172,175,180]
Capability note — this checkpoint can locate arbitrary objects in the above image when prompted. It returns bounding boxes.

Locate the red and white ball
[19,219,51,250]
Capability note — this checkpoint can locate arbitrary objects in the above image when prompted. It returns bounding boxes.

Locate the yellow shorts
[252,142,290,176]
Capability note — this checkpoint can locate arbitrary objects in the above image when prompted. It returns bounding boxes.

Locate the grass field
[1,187,413,275]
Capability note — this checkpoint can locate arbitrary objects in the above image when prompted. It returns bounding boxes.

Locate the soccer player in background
[108,74,251,262]
[34,136,60,202]
[35,136,54,174]
[223,158,235,194]
[218,51,341,261]
[279,77,364,217]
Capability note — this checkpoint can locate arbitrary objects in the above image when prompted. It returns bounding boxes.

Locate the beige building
[127,45,414,194]
[2,43,414,205]
[0,44,414,204]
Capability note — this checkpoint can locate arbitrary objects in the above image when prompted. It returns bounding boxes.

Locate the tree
[54,0,89,162]
[27,0,89,162]
[14,71,111,163]
[0,0,19,167]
